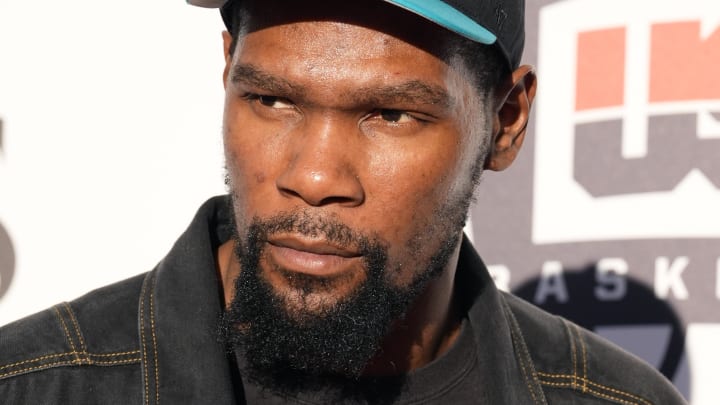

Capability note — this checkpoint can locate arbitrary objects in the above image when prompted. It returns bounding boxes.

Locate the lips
[265,236,362,277]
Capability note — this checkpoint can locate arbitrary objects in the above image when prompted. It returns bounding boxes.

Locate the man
[0,0,687,403]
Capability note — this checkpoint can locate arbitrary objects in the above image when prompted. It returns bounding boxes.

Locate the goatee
[218,210,459,401]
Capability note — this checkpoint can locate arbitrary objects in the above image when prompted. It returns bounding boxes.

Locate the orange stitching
[537,372,578,380]
[509,329,539,403]
[585,387,649,405]
[150,273,160,404]
[87,350,141,358]
[505,313,537,402]
[538,373,576,385]
[538,372,579,379]
[0,356,142,380]
[0,350,142,372]
[0,353,73,371]
[573,324,588,392]
[0,361,75,379]
[539,381,650,405]
[537,381,642,405]
[92,357,142,366]
[140,273,151,405]
[53,307,79,360]
[62,302,87,353]
[587,381,651,404]
[503,299,545,404]
[537,372,653,405]
[538,380,578,389]
[562,320,578,388]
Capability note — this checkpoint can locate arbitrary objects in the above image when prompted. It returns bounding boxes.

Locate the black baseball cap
[188,0,525,68]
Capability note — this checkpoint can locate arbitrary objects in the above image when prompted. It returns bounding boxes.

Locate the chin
[258,256,370,318]
[272,285,350,319]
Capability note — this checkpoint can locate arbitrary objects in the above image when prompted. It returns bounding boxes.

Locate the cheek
[223,92,304,180]
[380,131,463,196]
[364,135,464,237]
[361,131,476,285]
[223,102,283,215]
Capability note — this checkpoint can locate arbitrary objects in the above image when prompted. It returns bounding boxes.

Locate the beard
[218,162,480,401]
[219,209,462,401]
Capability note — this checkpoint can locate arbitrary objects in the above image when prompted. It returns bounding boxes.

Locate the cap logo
[495,6,508,31]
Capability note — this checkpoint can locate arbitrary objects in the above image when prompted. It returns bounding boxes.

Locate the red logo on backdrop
[574,22,720,197]
[577,22,720,108]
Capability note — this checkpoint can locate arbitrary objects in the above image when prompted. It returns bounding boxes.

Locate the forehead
[236,20,447,77]
[230,0,489,114]
[233,20,458,112]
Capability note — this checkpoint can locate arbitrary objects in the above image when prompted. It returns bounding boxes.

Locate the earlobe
[222,30,233,89]
[484,65,537,171]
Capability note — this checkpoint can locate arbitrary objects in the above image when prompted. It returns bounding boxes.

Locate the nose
[275,117,365,207]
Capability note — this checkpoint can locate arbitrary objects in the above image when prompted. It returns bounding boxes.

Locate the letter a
[534,261,569,304]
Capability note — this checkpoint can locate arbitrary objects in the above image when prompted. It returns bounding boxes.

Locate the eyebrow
[357,81,452,109]
[231,63,300,94]
[231,63,452,109]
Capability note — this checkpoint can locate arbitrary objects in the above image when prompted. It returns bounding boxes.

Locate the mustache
[244,210,382,255]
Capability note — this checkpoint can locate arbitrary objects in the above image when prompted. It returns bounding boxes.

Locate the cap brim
[383,0,497,44]
[188,0,497,45]
[187,0,226,8]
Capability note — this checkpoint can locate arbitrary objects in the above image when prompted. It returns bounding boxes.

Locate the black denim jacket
[0,196,687,404]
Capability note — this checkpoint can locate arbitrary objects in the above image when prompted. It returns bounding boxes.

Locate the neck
[217,240,239,307]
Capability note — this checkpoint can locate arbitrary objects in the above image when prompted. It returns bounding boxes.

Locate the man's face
[220,0,494,389]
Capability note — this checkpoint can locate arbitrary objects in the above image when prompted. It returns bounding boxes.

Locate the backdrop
[0,1,717,403]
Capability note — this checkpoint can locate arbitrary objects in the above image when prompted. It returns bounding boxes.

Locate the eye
[256,95,294,109]
[360,108,433,137]
[378,109,413,124]
[242,93,296,110]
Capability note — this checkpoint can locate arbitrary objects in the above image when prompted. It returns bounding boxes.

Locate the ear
[484,65,537,171]
[222,30,233,89]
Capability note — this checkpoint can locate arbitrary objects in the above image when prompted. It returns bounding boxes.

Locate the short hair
[448,38,510,101]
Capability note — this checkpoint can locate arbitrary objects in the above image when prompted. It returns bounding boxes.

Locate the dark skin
[215,0,536,376]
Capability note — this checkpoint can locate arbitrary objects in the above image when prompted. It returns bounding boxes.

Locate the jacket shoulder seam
[52,306,81,362]
[562,318,589,391]
[537,371,653,405]
[62,302,88,354]
[139,270,160,405]
[500,295,548,404]
[0,350,141,380]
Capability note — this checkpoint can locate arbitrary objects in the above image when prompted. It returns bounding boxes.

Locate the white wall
[0,1,227,324]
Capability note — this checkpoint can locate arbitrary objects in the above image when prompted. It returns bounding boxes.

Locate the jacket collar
[456,237,546,403]
[141,196,542,404]
[145,196,238,404]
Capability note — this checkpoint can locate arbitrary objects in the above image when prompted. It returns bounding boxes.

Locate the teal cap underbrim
[384,0,497,44]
